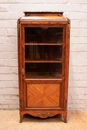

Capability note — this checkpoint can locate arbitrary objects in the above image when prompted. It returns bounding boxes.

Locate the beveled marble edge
[20,16,68,22]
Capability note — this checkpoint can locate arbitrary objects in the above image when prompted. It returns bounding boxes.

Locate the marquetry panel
[27,84,60,107]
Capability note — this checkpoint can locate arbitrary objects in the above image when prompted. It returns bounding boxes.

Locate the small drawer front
[26,83,60,108]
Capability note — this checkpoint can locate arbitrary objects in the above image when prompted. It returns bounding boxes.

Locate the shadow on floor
[22,114,63,123]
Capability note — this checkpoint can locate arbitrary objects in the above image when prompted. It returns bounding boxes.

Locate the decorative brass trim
[20,99,22,111]
[65,99,67,110]
[17,19,20,37]
[34,111,52,118]
[22,68,25,75]
[67,18,70,38]
[67,18,70,25]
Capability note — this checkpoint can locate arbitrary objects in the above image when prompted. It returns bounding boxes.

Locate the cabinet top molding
[24,11,63,16]
[19,12,68,22]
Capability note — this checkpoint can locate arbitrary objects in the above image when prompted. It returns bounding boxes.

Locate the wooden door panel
[26,84,60,107]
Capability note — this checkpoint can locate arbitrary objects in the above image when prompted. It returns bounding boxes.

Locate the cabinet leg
[19,118,23,123]
[19,113,23,123]
[64,117,67,123]
[63,113,67,123]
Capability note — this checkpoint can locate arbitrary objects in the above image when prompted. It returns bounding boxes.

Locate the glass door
[24,27,63,79]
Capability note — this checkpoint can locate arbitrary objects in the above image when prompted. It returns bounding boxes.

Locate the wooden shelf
[25,59,62,63]
[25,43,63,46]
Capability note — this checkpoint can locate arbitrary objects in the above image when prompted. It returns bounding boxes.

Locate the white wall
[0,0,87,110]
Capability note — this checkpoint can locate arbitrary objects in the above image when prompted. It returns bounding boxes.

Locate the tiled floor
[0,110,87,130]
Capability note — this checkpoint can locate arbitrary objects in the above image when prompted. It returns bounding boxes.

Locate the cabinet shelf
[25,59,62,63]
[25,43,63,46]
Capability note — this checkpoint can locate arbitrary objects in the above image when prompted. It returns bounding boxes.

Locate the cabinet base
[19,110,67,123]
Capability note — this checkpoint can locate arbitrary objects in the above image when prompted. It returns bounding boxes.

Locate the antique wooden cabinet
[18,12,70,123]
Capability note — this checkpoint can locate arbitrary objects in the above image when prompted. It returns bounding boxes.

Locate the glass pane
[25,45,62,60]
[24,27,63,44]
[25,27,42,43]
[46,28,63,43]
[25,63,62,79]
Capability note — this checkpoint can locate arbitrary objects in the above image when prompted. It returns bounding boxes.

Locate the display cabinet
[18,12,70,122]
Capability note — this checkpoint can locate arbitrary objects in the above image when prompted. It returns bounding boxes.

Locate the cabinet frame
[18,12,70,123]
